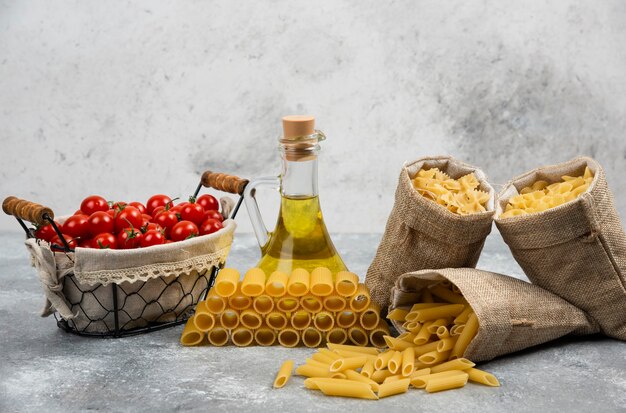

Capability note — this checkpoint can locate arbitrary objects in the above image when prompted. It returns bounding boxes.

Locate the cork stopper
[282,115,315,139]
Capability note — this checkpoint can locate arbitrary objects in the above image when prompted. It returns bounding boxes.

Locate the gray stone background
[1,0,625,233]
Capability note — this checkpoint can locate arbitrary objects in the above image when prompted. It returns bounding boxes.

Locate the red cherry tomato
[114,206,143,233]
[80,195,109,215]
[204,209,223,222]
[78,238,93,248]
[117,228,143,249]
[142,222,162,233]
[170,220,199,242]
[169,202,188,215]
[146,194,172,216]
[106,209,116,218]
[199,218,224,235]
[88,211,114,236]
[181,203,205,225]
[35,221,61,242]
[141,214,152,227]
[196,194,219,212]
[74,210,82,215]
[62,214,90,239]
[92,232,117,249]
[129,201,147,215]
[50,234,78,251]
[154,211,179,238]
[140,229,166,248]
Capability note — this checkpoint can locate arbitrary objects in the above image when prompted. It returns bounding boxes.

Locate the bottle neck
[280,155,319,198]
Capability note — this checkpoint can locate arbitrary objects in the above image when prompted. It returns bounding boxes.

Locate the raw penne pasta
[397,331,416,342]
[450,324,464,336]
[378,378,410,398]
[436,336,458,352]
[348,326,369,347]
[418,350,451,365]
[360,302,381,330]
[335,271,359,297]
[333,349,377,361]
[241,268,265,297]
[277,328,300,348]
[344,369,380,392]
[290,310,312,330]
[319,348,342,361]
[410,370,467,389]
[374,350,395,370]
[466,367,500,387]
[287,268,310,297]
[430,358,475,373]
[313,311,335,332]
[425,372,469,393]
[361,359,375,378]
[296,364,335,378]
[384,336,414,351]
[404,311,419,323]
[387,350,403,374]
[386,308,409,321]
[401,347,415,377]
[382,374,405,383]
[436,325,450,339]
[310,267,334,296]
[219,309,240,330]
[193,301,216,332]
[305,378,378,400]
[228,283,252,311]
[369,321,390,349]
[311,352,335,364]
[410,304,465,322]
[427,318,450,334]
[252,294,275,315]
[413,341,439,356]
[205,288,227,314]
[302,327,324,348]
[240,309,263,329]
[231,327,254,347]
[329,356,368,372]
[266,311,288,330]
[266,271,289,297]
[413,321,433,345]
[349,284,371,312]
[453,306,473,324]
[214,268,240,297]
[300,295,323,313]
[370,369,395,384]
[336,310,357,328]
[180,316,205,346]
[404,321,422,333]
[273,360,294,388]
[254,324,277,346]
[410,303,444,311]
[305,358,331,370]
[323,295,347,312]
[276,296,300,313]
[327,343,379,355]
[207,323,229,346]
[326,328,349,345]
[450,312,479,359]
[410,368,431,378]
[429,285,467,304]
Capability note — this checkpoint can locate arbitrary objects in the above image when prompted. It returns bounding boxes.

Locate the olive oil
[257,195,347,275]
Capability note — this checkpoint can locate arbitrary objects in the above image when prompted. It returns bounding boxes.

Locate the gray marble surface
[0,230,625,412]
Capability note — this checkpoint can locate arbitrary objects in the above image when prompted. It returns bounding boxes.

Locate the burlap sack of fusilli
[496,157,626,340]
[389,268,599,362]
[366,156,495,314]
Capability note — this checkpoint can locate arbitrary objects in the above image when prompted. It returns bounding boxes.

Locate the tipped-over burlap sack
[495,157,626,340]
[366,156,495,314]
[389,268,599,362]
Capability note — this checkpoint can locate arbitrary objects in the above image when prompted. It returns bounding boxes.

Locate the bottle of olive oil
[243,116,348,276]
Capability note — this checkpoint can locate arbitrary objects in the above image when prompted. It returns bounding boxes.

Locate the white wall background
[1,0,625,233]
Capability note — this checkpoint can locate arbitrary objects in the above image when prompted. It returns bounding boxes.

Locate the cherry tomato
[111,201,127,212]
[78,238,93,248]
[92,232,117,249]
[140,229,166,248]
[50,234,78,251]
[129,201,147,215]
[88,211,114,236]
[106,209,116,218]
[117,228,143,249]
[196,194,219,212]
[170,220,199,242]
[146,194,172,216]
[169,202,188,215]
[74,210,82,215]
[35,221,61,242]
[141,222,162,233]
[114,206,143,233]
[204,209,223,222]
[154,211,179,237]
[62,214,90,239]
[81,195,109,215]
[180,203,205,225]
[199,218,224,235]
[141,214,152,227]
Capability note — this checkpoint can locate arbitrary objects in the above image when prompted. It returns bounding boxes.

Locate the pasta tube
[401,347,415,377]
[326,328,348,345]
[386,308,409,321]
[305,378,378,400]
[411,368,431,378]
[404,321,422,333]
[207,322,229,346]
[326,343,379,355]
[305,359,331,370]
[374,350,396,371]
[397,331,416,343]
[296,364,335,378]
[277,328,300,348]
[228,283,252,311]
[349,283,371,312]
[361,359,375,378]
[335,271,359,297]
[387,350,403,374]
[240,309,263,330]
[413,341,439,356]
[290,310,312,330]
[329,356,368,372]
[266,271,289,297]
[344,369,380,392]
[369,321,390,349]
[302,327,324,348]
[193,301,216,332]
[231,327,254,347]
[319,348,342,361]
[205,288,227,314]
[311,352,335,364]
[383,374,404,383]
[410,303,444,311]
[273,360,294,388]
[378,378,410,398]
[333,349,377,361]
[214,268,240,297]
[430,358,475,374]
[310,267,334,296]
[370,369,395,383]
[254,324,277,346]
[429,285,467,304]
[276,296,300,313]
[266,311,288,330]
[436,326,450,339]
[466,367,500,387]
[180,316,205,346]
[219,309,240,330]
[287,268,310,297]
[410,304,465,322]
[336,310,357,329]
[410,370,467,389]
[413,321,433,345]
[323,295,347,312]
[427,318,450,334]
[418,350,451,365]
[313,311,335,332]
[252,294,275,315]
[348,326,369,347]
[425,372,469,393]
[383,336,414,351]
[241,268,265,297]
[453,306,473,324]
[450,312,479,359]
[359,302,381,330]
[300,295,323,313]
[436,336,458,352]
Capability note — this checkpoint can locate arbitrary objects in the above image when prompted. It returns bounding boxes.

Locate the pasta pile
[180,267,389,348]
[411,168,489,215]
[500,167,594,218]
[272,281,500,399]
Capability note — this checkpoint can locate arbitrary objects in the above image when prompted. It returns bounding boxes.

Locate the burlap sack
[495,157,626,340]
[389,268,599,362]
[366,156,496,314]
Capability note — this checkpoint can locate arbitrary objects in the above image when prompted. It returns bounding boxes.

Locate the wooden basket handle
[2,196,55,226]
[201,171,249,195]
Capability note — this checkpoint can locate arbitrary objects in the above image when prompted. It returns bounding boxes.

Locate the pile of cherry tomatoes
[35,194,225,250]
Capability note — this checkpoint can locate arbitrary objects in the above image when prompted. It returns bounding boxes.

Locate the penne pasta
[359,302,381,330]
[240,309,263,330]
[336,310,358,329]
[335,271,359,297]
[374,350,395,371]
[219,309,240,330]
[430,358,475,374]
[252,294,275,315]
[450,312,479,359]
[370,369,395,384]
[205,288,227,314]
[401,347,415,377]
[290,310,312,330]
[305,358,331,370]
[313,311,335,332]
[287,268,310,297]
[404,321,422,333]
[180,316,205,346]
[427,318,450,334]
[436,336,458,352]
[410,304,465,322]
[326,328,349,345]
[369,321,391,349]
[296,364,335,378]
[302,327,324,348]
[228,283,252,311]
[450,324,464,336]
[333,349,377,361]
[436,325,450,339]
[277,328,300,348]
[193,301,216,332]
[413,321,433,345]
[276,296,300,313]
[330,356,368,372]
[361,359,375,378]
[214,268,240,297]
[300,295,323,313]
[323,295,347,312]
[388,350,403,374]
[266,311,288,330]
[453,306,473,325]
[231,327,254,347]
[425,372,469,393]
[413,341,439,356]
[310,267,334,296]
[429,285,467,305]
[466,367,500,387]
[326,343,379,355]
[207,323,229,346]
[273,360,294,388]
[384,336,414,351]
[319,348,342,361]
[397,331,416,342]
[311,352,335,365]
[241,268,265,297]
[378,378,410,398]
[410,370,467,389]
[265,271,289,297]
[410,368,431,378]
[418,350,451,365]
[410,303,445,311]
[349,284,371,312]
[305,378,378,400]
[344,369,380,392]
[254,324,277,346]
[348,326,369,347]
[386,308,409,321]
